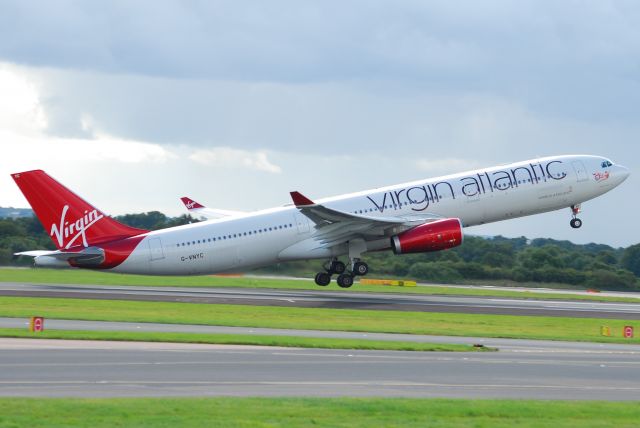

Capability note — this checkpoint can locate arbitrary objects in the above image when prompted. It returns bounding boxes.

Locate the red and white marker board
[623,326,634,339]
[29,317,44,333]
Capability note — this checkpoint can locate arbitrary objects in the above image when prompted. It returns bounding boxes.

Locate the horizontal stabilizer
[15,247,104,262]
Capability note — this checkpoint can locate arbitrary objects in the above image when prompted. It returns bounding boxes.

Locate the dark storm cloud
[1,1,639,156]
[1,1,639,85]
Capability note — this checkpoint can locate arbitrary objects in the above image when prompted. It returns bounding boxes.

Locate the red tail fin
[180,197,204,210]
[12,170,148,250]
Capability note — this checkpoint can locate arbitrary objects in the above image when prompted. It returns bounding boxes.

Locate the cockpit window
[601,160,613,168]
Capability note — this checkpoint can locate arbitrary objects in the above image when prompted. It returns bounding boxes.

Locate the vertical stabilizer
[12,170,148,250]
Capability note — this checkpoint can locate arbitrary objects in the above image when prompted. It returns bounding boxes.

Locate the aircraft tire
[353,261,369,276]
[570,218,583,229]
[314,272,331,286]
[336,274,354,288]
[331,261,346,275]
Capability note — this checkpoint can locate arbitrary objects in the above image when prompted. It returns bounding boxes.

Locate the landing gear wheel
[570,218,583,229]
[324,259,346,275]
[352,261,369,276]
[314,272,331,286]
[336,274,354,288]
[330,261,346,275]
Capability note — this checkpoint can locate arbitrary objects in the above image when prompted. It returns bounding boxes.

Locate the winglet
[180,197,205,210]
[290,191,315,207]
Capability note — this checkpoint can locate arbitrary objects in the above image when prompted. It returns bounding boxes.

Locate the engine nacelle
[391,218,463,254]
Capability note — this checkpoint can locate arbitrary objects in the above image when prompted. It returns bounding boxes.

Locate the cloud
[0,3,637,247]
[1,1,638,89]
[415,158,481,175]
[189,147,281,173]
[0,66,46,134]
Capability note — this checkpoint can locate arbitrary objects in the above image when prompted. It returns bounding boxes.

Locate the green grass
[2,267,639,303]
[0,328,483,352]
[1,296,638,344]
[0,398,639,428]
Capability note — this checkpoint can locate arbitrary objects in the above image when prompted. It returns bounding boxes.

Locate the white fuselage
[113,155,629,275]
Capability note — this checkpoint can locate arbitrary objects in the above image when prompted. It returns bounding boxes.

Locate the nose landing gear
[570,204,582,229]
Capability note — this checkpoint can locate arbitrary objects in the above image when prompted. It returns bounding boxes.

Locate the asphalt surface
[1,282,640,319]
[2,338,640,400]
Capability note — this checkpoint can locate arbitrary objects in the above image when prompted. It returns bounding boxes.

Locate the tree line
[1,212,639,290]
[0,212,195,266]
[262,235,640,290]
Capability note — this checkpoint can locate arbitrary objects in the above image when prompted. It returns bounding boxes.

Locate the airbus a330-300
[12,155,630,288]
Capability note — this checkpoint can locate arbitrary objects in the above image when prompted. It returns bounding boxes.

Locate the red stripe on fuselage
[68,235,147,270]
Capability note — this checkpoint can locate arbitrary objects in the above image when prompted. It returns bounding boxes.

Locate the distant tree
[518,246,565,270]
[408,261,463,283]
[115,212,198,230]
[586,269,638,291]
[595,250,618,266]
[621,244,640,277]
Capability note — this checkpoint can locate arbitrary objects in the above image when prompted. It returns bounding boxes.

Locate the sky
[0,0,638,247]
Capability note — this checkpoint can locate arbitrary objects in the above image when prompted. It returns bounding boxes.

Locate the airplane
[180,196,245,219]
[12,155,630,288]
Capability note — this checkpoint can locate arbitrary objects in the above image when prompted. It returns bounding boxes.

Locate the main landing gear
[314,259,345,287]
[314,257,369,288]
[570,204,583,229]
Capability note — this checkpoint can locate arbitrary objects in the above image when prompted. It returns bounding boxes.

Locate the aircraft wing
[289,191,441,248]
[180,197,245,219]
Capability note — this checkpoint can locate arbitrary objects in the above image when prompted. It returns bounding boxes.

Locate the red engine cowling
[391,218,463,254]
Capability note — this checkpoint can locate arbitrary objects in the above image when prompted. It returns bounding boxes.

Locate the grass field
[1,296,638,344]
[1,267,639,303]
[0,328,484,352]
[0,397,639,428]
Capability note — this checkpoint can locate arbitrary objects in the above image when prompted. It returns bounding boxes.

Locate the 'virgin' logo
[50,205,104,249]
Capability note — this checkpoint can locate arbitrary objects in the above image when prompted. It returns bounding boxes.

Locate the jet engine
[391,218,463,254]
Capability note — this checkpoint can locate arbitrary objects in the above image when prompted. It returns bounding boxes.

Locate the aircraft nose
[617,165,631,181]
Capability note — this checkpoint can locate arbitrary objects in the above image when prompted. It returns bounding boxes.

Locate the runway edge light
[600,326,611,337]
[29,316,44,333]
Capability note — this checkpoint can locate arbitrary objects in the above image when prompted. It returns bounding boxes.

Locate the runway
[1,282,640,319]
[2,338,640,400]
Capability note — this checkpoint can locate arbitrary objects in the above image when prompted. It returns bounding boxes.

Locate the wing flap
[289,191,405,227]
[289,191,443,250]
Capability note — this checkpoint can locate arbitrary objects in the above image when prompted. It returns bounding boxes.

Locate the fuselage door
[148,237,165,261]
[572,161,589,182]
